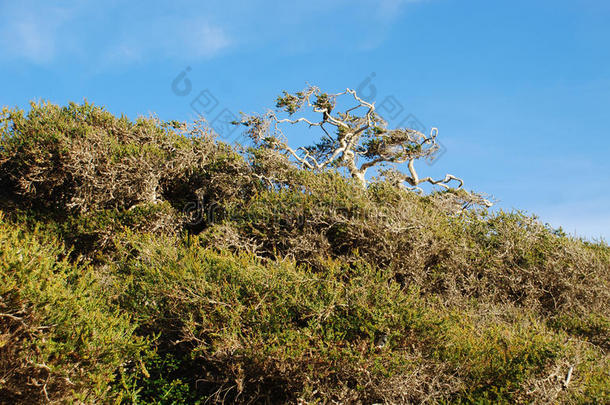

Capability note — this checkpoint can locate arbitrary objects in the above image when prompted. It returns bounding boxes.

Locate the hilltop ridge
[0,102,608,404]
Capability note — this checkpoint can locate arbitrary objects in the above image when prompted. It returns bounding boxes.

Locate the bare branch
[237,85,466,193]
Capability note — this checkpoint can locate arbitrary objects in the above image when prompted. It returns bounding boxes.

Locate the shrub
[0,101,214,214]
[109,233,608,403]
[0,100,608,403]
[202,172,610,319]
[0,216,142,403]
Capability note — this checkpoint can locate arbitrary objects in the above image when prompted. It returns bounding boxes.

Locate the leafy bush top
[0,101,214,213]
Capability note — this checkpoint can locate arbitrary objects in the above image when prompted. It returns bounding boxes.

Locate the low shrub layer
[0,101,608,403]
[110,233,609,403]
[0,217,141,403]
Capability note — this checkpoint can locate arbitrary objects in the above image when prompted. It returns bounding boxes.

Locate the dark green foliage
[0,101,608,403]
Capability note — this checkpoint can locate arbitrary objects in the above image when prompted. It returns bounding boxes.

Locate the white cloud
[180,20,232,58]
[0,2,232,66]
[101,44,143,66]
[99,18,232,68]
[12,21,55,63]
[0,0,423,67]
[0,3,73,63]
[375,0,428,20]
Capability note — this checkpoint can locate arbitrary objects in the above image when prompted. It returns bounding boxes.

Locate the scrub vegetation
[0,98,608,404]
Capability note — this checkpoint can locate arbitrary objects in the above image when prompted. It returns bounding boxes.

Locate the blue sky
[1,0,609,241]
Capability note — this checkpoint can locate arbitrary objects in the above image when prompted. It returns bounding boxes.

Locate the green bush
[0,101,215,214]
[0,216,142,403]
[0,101,608,403]
[205,174,609,319]
[108,233,607,403]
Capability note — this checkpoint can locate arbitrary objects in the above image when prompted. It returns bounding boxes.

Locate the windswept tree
[236,85,463,192]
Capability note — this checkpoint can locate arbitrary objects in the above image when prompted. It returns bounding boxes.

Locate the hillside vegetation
[0,102,608,404]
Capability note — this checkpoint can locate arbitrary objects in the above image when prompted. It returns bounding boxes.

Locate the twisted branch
[237,85,464,193]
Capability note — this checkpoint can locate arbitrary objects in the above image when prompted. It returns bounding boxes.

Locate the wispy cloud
[11,21,55,63]
[100,17,232,68]
[376,0,428,19]
[350,0,429,49]
[0,3,73,63]
[0,2,232,66]
[179,19,232,58]
[0,0,422,67]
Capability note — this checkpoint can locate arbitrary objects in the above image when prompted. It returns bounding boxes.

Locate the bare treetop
[236,85,463,192]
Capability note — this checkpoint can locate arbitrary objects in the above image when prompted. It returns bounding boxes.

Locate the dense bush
[207,175,609,317]
[0,217,142,403]
[109,233,609,403]
[0,101,608,403]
